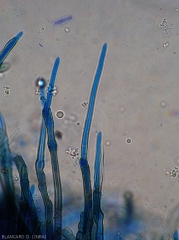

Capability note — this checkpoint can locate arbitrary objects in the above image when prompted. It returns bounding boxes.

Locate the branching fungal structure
[0,32,179,240]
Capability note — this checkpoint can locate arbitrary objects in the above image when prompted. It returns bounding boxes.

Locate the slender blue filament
[35,111,53,239]
[94,132,103,191]
[93,131,104,240]
[0,113,14,200]
[35,57,62,239]
[0,31,23,69]
[45,57,60,110]
[0,114,19,234]
[42,57,62,240]
[77,43,107,239]
[30,184,35,195]
[81,43,107,160]
[35,74,54,239]
[42,105,62,240]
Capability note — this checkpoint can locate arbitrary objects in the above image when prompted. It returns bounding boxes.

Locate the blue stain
[173,229,179,240]
[81,43,107,160]
[0,31,23,73]
[41,57,62,240]
[45,57,60,110]
[35,57,61,239]
[52,14,73,26]
[93,131,104,240]
[76,43,107,240]
[30,184,35,196]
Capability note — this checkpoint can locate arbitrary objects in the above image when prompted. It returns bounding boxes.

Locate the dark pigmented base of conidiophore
[0,32,179,240]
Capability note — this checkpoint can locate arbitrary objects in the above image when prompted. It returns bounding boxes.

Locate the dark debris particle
[55,130,63,140]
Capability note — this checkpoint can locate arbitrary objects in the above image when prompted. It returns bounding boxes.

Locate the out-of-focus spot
[0,72,5,78]
[17,133,30,148]
[169,198,175,203]
[90,38,99,44]
[160,101,167,108]
[119,105,126,113]
[28,111,41,132]
[64,27,70,33]
[105,140,111,146]
[47,188,54,196]
[175,157,179,165]
[55,130,63,140]
[77,195,82,201]
[68,113,78,122]
[63,112,78,125]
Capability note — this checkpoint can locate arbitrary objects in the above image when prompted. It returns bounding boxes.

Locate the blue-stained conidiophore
[81,43,107,160]
[75,43,107,240]
[52,14,73,26]
[0,31,23,73]
[42,57,62,240]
